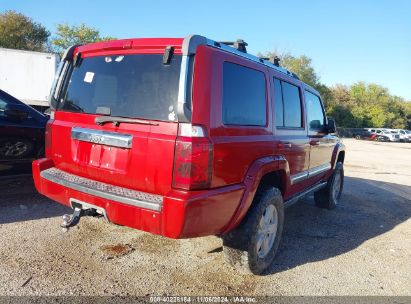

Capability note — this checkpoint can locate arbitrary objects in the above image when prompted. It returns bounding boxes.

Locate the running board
[284,181,328,208]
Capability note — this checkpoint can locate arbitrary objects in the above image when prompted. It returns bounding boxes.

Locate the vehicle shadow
[265,176,411,275]
[0,176,70,224]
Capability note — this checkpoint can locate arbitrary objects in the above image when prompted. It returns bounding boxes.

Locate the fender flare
[222,155,290,234]
[331,141,346,169]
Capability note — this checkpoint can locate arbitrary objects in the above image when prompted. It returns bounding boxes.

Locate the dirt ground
[0,138,410,296]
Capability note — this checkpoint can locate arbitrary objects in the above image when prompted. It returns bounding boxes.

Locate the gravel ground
[0,139,410,296]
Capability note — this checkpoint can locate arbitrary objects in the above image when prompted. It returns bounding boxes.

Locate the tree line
[1,10,410,129]
[261,51,411,130]
[0,10,114,55]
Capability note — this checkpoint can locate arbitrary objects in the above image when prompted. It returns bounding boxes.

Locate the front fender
[331,140,346,169]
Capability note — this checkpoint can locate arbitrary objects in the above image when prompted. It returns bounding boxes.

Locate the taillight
[172,124,213,190]
[45,118,54,158]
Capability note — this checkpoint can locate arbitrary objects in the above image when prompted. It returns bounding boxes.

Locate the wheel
[314,162,344,209]
[222,186,284,274]
[0,138,34,158]
[355,135,361,140]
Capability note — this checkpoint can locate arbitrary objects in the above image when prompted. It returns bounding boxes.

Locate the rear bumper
[32,158,244,238]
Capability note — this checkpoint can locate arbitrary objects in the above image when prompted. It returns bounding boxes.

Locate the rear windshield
[59,54,182,122]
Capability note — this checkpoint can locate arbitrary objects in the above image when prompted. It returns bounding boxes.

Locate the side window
[305,91,326,131]
[273,78,283,127]
[273,78,302,128]
[222,62,266,126]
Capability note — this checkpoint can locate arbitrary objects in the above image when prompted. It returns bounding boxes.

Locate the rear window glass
[282,82,302,128]
[273,78,303,128]
[273,78,283,127]
[59,54,182,122]
[222,62,266,126]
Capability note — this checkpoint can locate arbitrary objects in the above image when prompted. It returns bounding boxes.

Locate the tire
[0,138,34,159]
[222,186,284,275]
[355,135,361,140]
[314,162,344,209]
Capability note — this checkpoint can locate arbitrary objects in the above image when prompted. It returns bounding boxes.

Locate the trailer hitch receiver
[61,200,104,231]
[61,207,83,230]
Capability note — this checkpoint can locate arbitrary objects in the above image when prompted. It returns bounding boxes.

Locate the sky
[1,0,411,100]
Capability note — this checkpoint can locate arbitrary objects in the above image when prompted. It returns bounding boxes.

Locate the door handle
[278,142,292,149]
[310,141,320,146]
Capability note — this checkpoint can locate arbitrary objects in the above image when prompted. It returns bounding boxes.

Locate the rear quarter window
[222,62,266,126]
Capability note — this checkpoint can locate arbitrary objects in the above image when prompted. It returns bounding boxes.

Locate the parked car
[352,129,373,140]
[378,130,400,142]
[401,130,411,142]
[33,35,345,274]
[391,129,411,142]
[0,89,48,176]
[367,128,400,142]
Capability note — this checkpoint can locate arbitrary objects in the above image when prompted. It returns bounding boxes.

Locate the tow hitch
[61,200,107,231]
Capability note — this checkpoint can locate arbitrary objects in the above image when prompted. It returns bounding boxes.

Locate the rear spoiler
[48,45,81,109]
[176,35,208,122]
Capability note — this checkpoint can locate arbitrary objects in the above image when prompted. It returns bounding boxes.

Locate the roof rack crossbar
[219,39,248,53]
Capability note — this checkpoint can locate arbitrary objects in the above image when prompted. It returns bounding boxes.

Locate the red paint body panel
[33,37,345,239]
[50,111,177,196]
[33,158,243,238]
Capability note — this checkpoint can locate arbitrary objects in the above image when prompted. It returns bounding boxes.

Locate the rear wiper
[95,116,159,126]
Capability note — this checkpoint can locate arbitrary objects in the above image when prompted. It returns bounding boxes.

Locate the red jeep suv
[33,35,345,274]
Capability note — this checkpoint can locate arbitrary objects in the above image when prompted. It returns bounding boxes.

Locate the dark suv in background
[0,89,48,176]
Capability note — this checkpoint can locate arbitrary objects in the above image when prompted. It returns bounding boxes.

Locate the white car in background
[368,129,400,142]
[392,129,411,142]
[379,130,400,142]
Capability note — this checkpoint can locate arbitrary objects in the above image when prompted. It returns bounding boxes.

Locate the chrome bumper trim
[40,167,163,211]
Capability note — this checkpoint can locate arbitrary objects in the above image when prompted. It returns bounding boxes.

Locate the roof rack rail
[219,39,248,53]
[181,35,301,82]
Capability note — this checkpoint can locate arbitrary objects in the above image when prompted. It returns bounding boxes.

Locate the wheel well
[337,151,345,164]
[257,171,285,196]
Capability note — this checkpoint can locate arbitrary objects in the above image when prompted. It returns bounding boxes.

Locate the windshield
[59,54,182,122]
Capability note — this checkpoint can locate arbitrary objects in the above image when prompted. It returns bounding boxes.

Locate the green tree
[260,51,333,107]
[329,82,410,129]
[51,23,116,55]
[260,51,319,87]
[258,50,411,130]
[0,10,50,51]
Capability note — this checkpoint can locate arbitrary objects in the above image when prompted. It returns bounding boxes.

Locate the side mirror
[4,104,29,121]
[327,118,337,134]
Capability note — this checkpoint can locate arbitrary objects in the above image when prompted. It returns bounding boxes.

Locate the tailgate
[50,111,177,195]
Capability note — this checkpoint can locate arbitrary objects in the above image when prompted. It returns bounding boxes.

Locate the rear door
[50,53,183,195]
[271,75,310,196]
